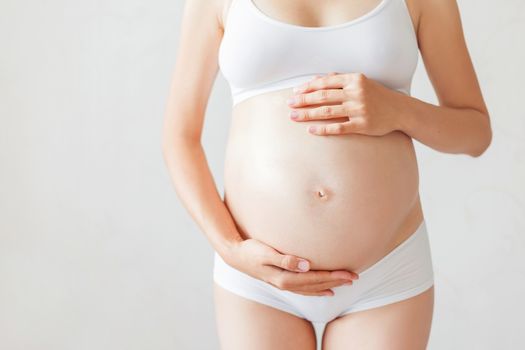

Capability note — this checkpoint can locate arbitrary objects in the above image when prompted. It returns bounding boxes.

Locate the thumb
[274,253,310,272]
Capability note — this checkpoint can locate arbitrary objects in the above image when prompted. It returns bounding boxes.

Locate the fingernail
[298,260,310,271]
[343,281,353,285]
[290,110,298,119]
[324,291,334,296]
[353,273,359,280]
[287,97,298,105]
[308,125,317,133]
[293,85,305,94]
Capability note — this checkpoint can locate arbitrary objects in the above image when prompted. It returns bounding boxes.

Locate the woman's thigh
[322,286,435,350]
[213,282,317,350]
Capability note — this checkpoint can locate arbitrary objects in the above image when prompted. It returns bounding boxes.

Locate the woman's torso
[219,0,424,273]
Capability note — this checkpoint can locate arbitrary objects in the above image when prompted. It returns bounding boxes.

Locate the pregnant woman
[162,0,492,348]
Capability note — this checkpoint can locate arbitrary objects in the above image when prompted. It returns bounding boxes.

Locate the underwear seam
[339,278,434,316]
[359,220,426,277]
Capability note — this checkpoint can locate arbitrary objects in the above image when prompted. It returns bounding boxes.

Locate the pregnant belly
[223,88,421,273]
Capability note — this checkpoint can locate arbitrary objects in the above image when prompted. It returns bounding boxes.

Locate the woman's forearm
[395,93,492,157]
[162,138,244,259]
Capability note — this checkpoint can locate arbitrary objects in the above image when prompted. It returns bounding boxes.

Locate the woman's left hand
[287,72,406,136]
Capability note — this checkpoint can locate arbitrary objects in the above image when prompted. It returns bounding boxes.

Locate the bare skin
[163,0,491,349]
[214,283,434,350]
[214,282,318,350]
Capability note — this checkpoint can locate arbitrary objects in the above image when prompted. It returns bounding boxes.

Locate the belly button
[315,188,330,201]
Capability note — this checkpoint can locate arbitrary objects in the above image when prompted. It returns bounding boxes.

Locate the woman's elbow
[469,113,493,158]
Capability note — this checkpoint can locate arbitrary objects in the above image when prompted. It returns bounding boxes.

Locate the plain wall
[1,0,524,349]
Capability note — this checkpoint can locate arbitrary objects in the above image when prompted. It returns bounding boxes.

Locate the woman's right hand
[222,238,360,296]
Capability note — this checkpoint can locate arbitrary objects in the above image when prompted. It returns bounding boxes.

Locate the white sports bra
[218,0,419,107]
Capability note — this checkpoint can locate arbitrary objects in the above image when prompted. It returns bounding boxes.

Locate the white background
[1,0,524,349]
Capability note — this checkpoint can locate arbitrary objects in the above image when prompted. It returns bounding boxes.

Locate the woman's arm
[287,0,492,158]
[395,0,492,157]
[161,0,243,258]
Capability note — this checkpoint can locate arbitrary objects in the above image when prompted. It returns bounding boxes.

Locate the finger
[266,252,311,272]
[293,73,348,94]
[316,72,338,80]
[292,289,335,297]
[308,118,365,136]
[303,74,325,88]
[289,89,347,107]
[290,104,347,121]
[289,279,353,293]
[272,269,357,290]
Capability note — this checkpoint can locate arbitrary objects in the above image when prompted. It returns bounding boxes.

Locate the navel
[314,187,330,201]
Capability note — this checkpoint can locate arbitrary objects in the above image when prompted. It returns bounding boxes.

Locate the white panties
[213,220,434,349]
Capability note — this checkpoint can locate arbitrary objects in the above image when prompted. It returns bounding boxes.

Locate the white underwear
[213,220,435,349]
